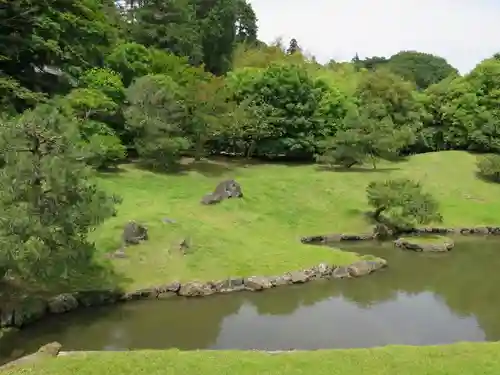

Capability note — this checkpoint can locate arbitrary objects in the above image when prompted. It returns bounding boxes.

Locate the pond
[2,236,500,361]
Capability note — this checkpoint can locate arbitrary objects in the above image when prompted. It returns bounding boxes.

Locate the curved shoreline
[0,259,387,332]
[301,226,500,244]
[3,226,498,334]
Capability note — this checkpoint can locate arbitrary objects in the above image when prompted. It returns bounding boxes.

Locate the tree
[182,74,233,159]
[192,0,238,75]
[355,68,424,142]
[79,68,125,103]
[129,0,203,65]
[366,178,442,231]
[226,63,348,159]
[224,99,274,158]
[0,103,120,284]
[317,106,414,169]
[105,43,153,87]
[124,74,190,169]
[418,75,475,152]
[0,0,119,102]
[287,38,300,55]
[62,88,126,169]
[235,0,258,44]
[386,51,459,90]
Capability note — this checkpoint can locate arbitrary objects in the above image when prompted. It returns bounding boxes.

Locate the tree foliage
[124,74,190,168]
[0,104,120,282]
[318,107,414,169]
[366,178,443,230]
[477,155,500,183]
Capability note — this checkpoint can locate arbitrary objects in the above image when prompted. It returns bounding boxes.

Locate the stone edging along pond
[300,226,500,244]
[2,225,500,333]
[0,259,387,331]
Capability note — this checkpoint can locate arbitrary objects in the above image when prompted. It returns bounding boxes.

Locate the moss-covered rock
[394,236,454,252]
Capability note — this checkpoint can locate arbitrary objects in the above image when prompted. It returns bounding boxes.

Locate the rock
[122,221,149,246]
[75,290,122,307]
[300,235,326,244]
[394,237,454,252]
[162,217,176,224]
[200,179,243,205]
[290,271,309,284]
[271,274,292,287]
[36,342,62,357]
[244,276,273,291]
[0,342,62,371]
[309,263,333,278]
[347,260,386,277]
[47,294,78,314]
[155,283,181,298]
[340,234,375,241]
[178,282,215,297]
[213,278,245,293]
[126,288,155,300]
[331,266,351,279]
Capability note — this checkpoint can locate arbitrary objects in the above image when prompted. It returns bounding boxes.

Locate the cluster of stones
[0,259,387,330]
[404,226,500,235]
[301,226,500,245]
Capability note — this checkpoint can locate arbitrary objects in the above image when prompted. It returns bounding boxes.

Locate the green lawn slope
[89,150,500,290]
[7,343,500,375]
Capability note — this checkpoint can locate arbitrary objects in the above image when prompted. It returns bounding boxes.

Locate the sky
[248,0,500,73]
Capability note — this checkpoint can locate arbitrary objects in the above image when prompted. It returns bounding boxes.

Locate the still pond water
[2,236,500,359]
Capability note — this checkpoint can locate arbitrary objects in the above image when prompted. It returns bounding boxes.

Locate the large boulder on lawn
[200,179,243,205]
[122,221,149,246]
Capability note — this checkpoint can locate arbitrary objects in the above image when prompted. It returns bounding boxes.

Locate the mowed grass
[7,343,500,375]
[91,151,500,290]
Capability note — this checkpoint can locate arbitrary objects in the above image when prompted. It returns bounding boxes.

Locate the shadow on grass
[0,259,131,305]
[475,171,500,185]
[316,165,400,173]
[134,158,239,177]
[95,165,130,179]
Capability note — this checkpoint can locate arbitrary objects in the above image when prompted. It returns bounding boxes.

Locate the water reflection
[2,236,500,358]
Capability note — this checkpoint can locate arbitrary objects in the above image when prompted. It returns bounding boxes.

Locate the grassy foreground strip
[6,343,500,375]
[90,151,500,290]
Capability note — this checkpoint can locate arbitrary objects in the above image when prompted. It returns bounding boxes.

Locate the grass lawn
[85,150,500,291]
[6,343,500,375]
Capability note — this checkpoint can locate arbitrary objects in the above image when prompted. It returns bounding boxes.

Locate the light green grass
[6,343,500,375]
[90,151,500,290]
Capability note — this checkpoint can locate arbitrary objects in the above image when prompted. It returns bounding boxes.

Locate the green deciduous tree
[0,103,120,284]
[227,63,348,158]
[105,42,153,87]
[182,74,233,159]
[124,74,190,169]
[385,51,459,90]
[317,107,414,169]
[366,178,442,231]
[79,68,125,103]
